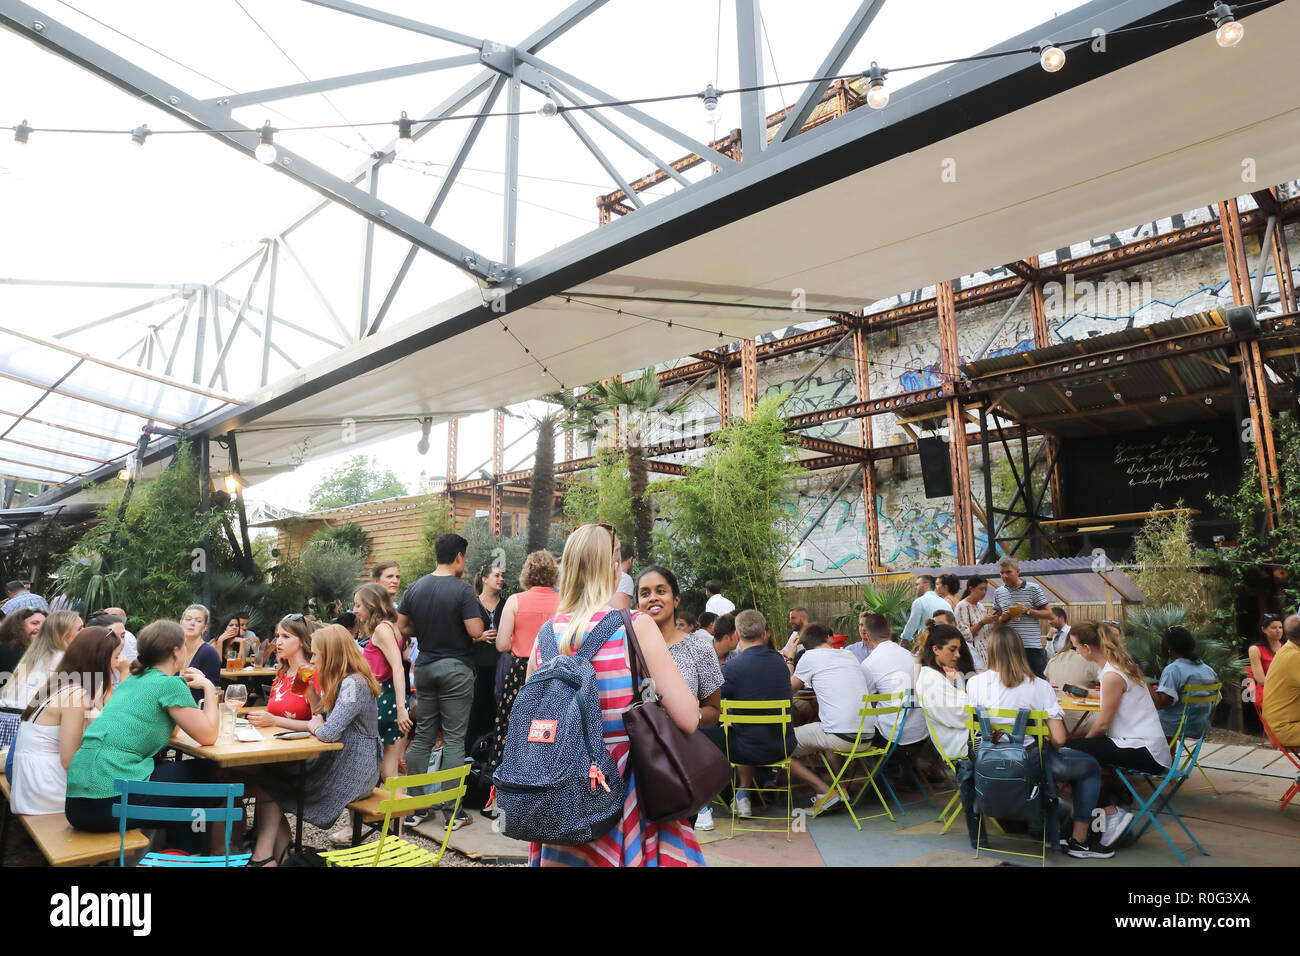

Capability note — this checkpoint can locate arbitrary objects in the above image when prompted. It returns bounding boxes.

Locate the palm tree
[527,408,561,553]
[561,370,689,563]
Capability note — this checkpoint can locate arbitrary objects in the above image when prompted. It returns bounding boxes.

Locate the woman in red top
[1249,613,1286,708]
[490,549,561,769]
[248,615,317,731]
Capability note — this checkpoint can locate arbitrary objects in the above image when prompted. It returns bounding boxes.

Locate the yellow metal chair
[962,705,1054,866]
[719,699,794,840]
[813,691,909,830]
[319,764,471,868]
[1167,682,1223,793]
[920,707,965,834]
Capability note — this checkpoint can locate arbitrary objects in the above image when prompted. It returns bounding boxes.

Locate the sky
[0,0,1086,512]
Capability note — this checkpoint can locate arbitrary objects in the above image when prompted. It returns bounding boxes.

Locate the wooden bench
[1,772,150,867]
[346,787,390,846]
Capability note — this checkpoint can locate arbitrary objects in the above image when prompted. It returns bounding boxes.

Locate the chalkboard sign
[1061,419,1242,518]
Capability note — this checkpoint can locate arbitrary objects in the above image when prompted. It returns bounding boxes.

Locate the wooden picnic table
[171,727,341,851]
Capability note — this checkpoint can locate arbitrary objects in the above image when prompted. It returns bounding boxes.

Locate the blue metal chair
[111,779,251,867]
[1113,682,1221,865]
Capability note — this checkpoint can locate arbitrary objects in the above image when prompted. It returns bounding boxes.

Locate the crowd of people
[0,544,1293,867]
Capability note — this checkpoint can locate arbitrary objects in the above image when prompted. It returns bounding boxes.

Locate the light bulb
[416,417,431,455]
[536,99,559,119]
[865,62,889,110]
[1159,394,1168,403]
[255,122,277,164]
[130,124,151,146]
[117,467,131,481]
[701,83,719,113]
[394,111,415,154]
[224,474,239,495]
[1039,44,1066,73]
[1215,19,1244,47]
[14,120,31,144]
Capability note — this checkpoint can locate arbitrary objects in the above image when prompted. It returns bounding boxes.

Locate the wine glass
[224,683,247,738]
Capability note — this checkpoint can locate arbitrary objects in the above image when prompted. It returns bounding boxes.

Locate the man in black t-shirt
[397,532,484,829]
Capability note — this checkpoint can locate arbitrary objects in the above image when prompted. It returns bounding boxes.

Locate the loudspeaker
[1225,305,1259,334]
[917,436,953,499]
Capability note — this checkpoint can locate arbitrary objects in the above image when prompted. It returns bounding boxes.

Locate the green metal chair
[1167,681,1223,793]
[920,706,966,834]
[962,706,1055,866]
[812,691,909,830]
[719,699,794,840]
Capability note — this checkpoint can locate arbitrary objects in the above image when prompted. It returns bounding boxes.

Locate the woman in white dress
[10,626,121,814]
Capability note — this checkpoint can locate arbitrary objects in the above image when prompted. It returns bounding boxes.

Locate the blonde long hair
[313,624,380,711]
[1074,620,1144,685]
[984,625,1035,689]
[555,524,617,656]
[8,610,81,704]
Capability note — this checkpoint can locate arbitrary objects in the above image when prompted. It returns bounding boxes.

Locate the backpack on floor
[972,706,1040,819]
[463,732,495,810]
[493,613,626,846]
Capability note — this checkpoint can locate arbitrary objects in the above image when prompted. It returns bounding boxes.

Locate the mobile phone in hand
[1062,683,1088,698]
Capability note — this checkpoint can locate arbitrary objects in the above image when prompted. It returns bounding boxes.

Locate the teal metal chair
[112,779,250,867]
[1114,682,1221,864]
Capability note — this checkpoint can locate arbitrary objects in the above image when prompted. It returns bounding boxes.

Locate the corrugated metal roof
[900,556,1145,604]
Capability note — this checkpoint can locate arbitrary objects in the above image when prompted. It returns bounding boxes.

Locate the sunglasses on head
[285,613,304,622]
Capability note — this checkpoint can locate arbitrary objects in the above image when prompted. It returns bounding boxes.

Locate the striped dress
[529,609,706,867]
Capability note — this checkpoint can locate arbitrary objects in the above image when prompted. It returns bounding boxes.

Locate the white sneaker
[1099,808,1133,847]
[695,807,715,831]
[732,793,753,817]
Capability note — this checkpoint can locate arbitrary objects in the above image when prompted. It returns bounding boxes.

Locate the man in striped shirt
[992,556,1052,678]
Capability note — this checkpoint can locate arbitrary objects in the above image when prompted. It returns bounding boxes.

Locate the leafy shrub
[1122,604,1246,696]
[310,522,372,559]
[834,578,914,639]
[299,540,365,606]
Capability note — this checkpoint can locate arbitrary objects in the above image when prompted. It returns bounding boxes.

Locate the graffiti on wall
[760,366,856,440]
[783,488,990,578]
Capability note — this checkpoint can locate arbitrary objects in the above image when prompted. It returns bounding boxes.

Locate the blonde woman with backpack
[519,524,699,867]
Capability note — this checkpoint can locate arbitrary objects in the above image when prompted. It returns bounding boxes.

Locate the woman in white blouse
[954,575,996,671]
[915,624,971,763]
[1068,621,1173,778]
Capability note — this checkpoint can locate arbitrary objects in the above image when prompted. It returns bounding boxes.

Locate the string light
[536,95,561,119]
[1038,42,1066,72]
[3,5,1263,146]
[255,121,277,164]
[1212,2,1245,46]
[865,62,889,110]
[394,111,415,154]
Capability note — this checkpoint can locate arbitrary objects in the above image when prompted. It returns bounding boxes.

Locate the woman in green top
[64,619,221,834]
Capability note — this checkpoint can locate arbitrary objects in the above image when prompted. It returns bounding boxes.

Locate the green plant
[310,522,373,559]
[307,455,408,511]
[561,369,689,563]
[399,495,458,580]
[667,396,802,629]
[1207,414,1300,630]
[299,540,366,606]
[1122,605,1246,697]
[561,448,635,544]
[834,578,914,637]
[259,556,311,626]
[1130,502,1218,622]
[51,548,126,612]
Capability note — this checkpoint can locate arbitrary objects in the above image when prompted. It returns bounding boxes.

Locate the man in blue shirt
[900,575,952,643]
[706,609,798,816]
[2,580,48,616]
[1152,626,1218,737]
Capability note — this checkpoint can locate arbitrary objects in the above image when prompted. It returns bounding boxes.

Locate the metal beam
[164,295,195,378]
[734,0,765,160]
[358,158,381,339]
[192,286,208,386]
[300,0,484,49]
[261,240,280,388]
[274,237,353,344]
[0,435,111,465]
[52,291,182,340]
[557,99,643,210]
[0,367,185,427]
[0,1,502,282]
[517,52,734,168]
[503,77,521,268]
[216,291,343,350]
[0,407,138,446]
[368,77,507,336]
[208,54,481,111]
[772,0,886,145]
[208,245,270,390]
[0,320,237,404]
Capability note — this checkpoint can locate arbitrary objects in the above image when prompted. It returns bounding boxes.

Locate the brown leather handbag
[618,610,732,824]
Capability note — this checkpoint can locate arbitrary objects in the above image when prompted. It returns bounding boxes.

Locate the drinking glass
[223,683,247,741]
